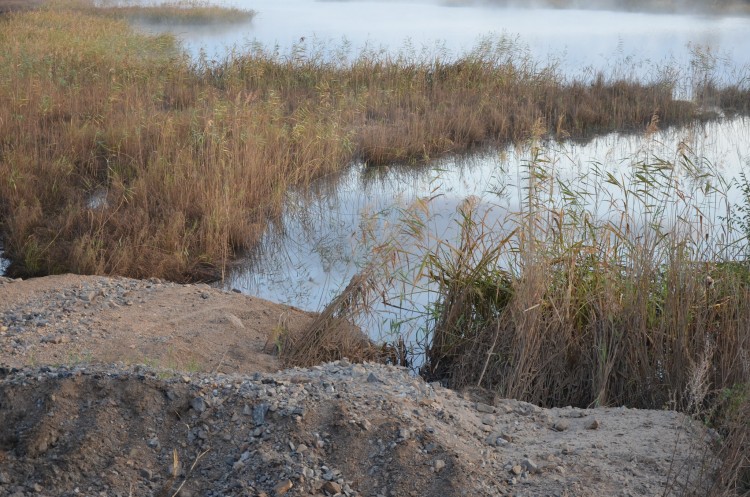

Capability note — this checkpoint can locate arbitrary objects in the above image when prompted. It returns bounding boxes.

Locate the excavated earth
[0,275,719,497]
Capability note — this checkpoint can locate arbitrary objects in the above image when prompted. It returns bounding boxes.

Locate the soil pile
[0,276,716,497]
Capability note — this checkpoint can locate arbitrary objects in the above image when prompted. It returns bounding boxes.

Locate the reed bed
[0,2,747,282]
[328,134,749,495]
[66,0,256,24]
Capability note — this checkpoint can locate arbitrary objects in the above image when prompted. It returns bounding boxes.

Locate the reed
[0,2,747,281]
[63,0,256,24]
[354,134,749,495]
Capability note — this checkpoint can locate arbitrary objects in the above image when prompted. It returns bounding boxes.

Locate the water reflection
[224,118,750,342]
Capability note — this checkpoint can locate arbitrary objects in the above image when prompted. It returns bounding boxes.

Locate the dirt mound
[0,275,314,374]
[0,362,715,497]
[0,276,718,497]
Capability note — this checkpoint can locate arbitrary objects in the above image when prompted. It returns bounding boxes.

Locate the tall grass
[76,0,256,24]
[364,131,748,494]
[0,2,747,281]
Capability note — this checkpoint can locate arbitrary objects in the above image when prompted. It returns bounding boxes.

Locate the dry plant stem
[2,2,745,281]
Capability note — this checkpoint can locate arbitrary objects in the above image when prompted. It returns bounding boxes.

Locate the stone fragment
[511,465,522,475]
[552,420,570,432]
[253,403,270,426]
[485,433,509,446]
[367,373,382,383]
[521,458,538,474]
[273,479,293,496]
[226,313,245,329]
[191,396,206,413]
[587,419,601,430]
[398,427,411,440]
[321,481,342,495]
[481,414,495,425]
[475,402,495,413]
[434,459,446,472]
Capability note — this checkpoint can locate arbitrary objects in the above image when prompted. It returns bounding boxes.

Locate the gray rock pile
[0,360,715,497]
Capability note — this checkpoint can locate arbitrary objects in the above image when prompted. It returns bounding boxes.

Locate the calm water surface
[224,118,750,343]
[136,0,750,80]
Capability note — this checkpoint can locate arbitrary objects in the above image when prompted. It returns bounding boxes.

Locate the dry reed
[0,2,747,283]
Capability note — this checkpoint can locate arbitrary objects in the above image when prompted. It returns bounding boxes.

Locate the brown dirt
[0,275,722,497]
[0,274,312,374]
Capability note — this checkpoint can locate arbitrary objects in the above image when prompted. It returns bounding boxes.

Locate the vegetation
[289,136,750,495]
[2,1,746,281]
[0,1,747,493]
[77,0,256,24]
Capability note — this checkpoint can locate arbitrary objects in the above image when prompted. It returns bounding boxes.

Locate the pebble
[191,396,206,413]
[481,414,495,425]
[273,479,293,496]
[253,403,270,426]
[521,458,538,474]
[552,420,570,432]
[321,481,342,494]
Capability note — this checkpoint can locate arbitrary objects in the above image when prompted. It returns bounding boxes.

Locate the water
[124,2,750,344]
[224,118,750,344]
[133,0,750,81]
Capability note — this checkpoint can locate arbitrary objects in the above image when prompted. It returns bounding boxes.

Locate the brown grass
[356,142,749,494]
[0,2,746,282]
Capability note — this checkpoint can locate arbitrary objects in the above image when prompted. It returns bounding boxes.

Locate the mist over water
[134,0,750,80]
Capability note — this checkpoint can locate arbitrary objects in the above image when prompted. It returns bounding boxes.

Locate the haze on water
[133,0,750,80]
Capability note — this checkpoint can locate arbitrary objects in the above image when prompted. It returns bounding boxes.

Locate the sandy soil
[0,274,723,497]
[0,274,314,374]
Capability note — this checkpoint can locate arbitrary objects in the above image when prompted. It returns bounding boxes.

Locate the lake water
[134,0,750,82]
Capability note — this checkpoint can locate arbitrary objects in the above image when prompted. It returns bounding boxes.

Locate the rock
[475,402,495,413]
[552,420,570,432]
[521,458,538,474]
[253,403,270,426]
[485,433,509,446]
[147,437,160,450]
[321,481,342,495]
[511,465,522,475]
[273,479,293,496]
[434,459,446,472]
[367,373,382,383]
[587,419,601,430]
[191,396,206,413]
[398,427,411,440]
[226,313,245,329]
[481,414,495,425]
